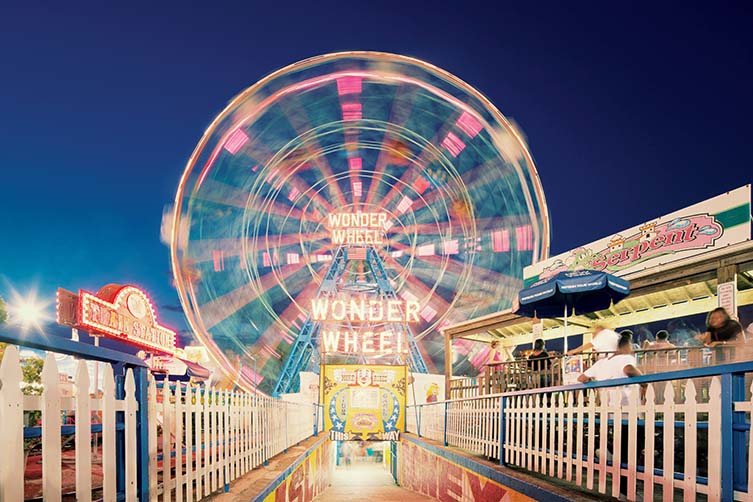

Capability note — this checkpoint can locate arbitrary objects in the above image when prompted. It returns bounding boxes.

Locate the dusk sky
[1,2,751,339]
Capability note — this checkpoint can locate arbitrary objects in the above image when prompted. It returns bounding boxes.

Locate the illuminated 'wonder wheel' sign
[170,52,550,394]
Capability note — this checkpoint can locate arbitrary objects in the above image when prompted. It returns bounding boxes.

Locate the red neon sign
[77,285,177,355]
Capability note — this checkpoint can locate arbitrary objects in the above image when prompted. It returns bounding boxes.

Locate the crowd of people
[486,306,749,370]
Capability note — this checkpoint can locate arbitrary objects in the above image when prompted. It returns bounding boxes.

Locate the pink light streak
[456,111,483,138]
[417,243,435,256]
[348,157,362,170]
[442,239,459,255]
[288,187,301,201]
[515,225,533,251]
[492,230,510,252]
[441,131,466,157]
[337,76,363,95]
[399,289,418,302]
[212,250,225,272]
[341,103,362,121]
[223,129,249,154]
[413,176,431,194]
[396,196,413,214]
[420,305,438,322]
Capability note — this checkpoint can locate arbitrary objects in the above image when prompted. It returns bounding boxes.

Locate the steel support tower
[272,245,428,396]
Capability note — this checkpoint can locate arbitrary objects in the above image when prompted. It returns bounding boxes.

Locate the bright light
[14,301,44,326]
[4,284,52,333]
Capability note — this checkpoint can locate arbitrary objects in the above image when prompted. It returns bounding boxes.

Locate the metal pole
[563,305,568,354]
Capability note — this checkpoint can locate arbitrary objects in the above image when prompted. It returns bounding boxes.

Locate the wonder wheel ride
[170,52,550,394]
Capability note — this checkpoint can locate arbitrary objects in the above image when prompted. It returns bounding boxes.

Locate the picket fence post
[75,360,92,502]
[0,345,24,502]
[41,352,62,502]
[124,369,138,501]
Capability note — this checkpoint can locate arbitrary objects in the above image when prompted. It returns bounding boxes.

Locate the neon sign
[76,285,177,354]
[327,212,387,245]
[321,330,407,354]
[310,298,420,323]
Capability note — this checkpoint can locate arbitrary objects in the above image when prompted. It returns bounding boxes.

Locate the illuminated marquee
[328,212,387,245]
[311,298,419,323]
[78,285,177,355]
[321,330,407,354]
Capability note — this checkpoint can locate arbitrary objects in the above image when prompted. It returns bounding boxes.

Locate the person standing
[578,332,645,499]
[528,338,551,387]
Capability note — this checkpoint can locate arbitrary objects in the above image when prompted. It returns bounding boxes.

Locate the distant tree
[21,357,45,396]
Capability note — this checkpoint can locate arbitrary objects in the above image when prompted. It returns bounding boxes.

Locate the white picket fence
[0,345,140,502]
[407,375,753,502]
[149,381,317,501]
[501,379,729,501]
[0,346,319,502]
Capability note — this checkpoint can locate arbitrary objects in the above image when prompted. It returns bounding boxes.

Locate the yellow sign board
[321,364,407,441]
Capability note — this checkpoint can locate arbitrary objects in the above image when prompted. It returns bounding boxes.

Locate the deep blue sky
[1,2,751,336]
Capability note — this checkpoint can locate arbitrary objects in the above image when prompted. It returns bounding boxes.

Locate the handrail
[0,324,147,367]
[412,359,753,405]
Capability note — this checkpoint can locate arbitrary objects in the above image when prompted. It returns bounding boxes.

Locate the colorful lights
[348,157,362,170]
[341,103,362,121]
[223,129,250,154]
[328,212,387,245]
[456,111,483,138]
[396,196,413,214]
[213,249,225,272]
[515,225,533,251]
[416,243,435,256]
[492,230,510,252]
[442,239,459,255]
[336,76,363,95]
[310,298,420,323]
[77,286,177,355]
[441,131,466,157]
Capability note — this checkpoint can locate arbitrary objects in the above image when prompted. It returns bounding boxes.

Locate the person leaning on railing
[577,332,646,500]
[695,307,743,347]
[695,307,744,364]
[565,323,620,358]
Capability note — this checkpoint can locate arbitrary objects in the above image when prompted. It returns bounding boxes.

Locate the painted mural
[322,364,407,441]
[399,441,535,502]
[260,440,331,502]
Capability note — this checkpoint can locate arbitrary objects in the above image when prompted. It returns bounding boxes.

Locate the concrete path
[313,463,433,502]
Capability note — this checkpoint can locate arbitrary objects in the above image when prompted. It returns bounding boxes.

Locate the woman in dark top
[528,338,550,371]
[697,307,743,345]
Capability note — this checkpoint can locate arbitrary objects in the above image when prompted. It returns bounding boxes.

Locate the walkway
[313,463,427,502]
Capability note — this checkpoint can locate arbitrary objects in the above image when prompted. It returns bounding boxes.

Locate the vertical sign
[322,364,407,441]
[717,280,738,320]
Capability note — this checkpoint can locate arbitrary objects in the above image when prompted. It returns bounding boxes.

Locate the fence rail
[473,344,750,396]
[409,360,753,502]
[0,329,319,502]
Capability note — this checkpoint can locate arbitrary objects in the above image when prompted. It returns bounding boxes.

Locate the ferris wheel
[170,52,550,394]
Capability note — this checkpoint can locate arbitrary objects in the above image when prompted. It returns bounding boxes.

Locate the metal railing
[409,360,753,501]
[466,345,751,397]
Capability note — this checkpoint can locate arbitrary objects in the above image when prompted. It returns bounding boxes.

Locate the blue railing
[408,360,753,502]
[0,324,150,501]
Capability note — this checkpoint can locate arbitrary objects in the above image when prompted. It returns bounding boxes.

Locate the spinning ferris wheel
[170,52,550,394]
